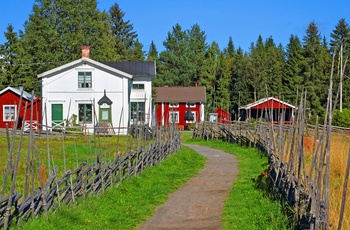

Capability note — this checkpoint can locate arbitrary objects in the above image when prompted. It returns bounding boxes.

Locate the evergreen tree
[330,18,350,53]
[0,24,34,91]
[302,21,330,117]
[249,35,267,100]
[231,47,252,115]
[214,52,231,111]
[155,23,208,87]
[202,41,220,113]
[187,24,208,86]
[156,24,191,86]
[283,35,305,103]
[0,25,20,89]
[146,41,159,61]
[264,36,284,97]
[330,18,350,110]
[108,2,138,60]
[222,37,237,114]
[128,39,145,61]
[223,36,235,58]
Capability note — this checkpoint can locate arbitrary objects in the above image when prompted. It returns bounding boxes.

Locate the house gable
[239,97,296,110]
[0,87,41,129]
[38,58,133,79]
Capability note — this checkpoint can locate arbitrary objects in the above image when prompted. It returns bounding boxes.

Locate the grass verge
[182,131,292,230]
[14,146,206,230]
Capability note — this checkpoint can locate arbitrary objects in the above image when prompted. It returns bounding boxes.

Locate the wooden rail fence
[0,125,181,228]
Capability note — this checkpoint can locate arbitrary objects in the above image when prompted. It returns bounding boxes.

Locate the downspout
[127,78,133,130]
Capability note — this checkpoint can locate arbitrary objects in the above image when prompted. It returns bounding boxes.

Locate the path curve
[138,144,239,230]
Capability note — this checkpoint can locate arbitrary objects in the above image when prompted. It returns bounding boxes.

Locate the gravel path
[138,144,238,230]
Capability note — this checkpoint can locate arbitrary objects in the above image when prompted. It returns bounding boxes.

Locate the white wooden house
[38,47,155,134]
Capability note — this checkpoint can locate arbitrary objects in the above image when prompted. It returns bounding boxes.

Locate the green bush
[332,108,350,127]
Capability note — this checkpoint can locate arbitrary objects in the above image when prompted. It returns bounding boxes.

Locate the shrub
[332,108,350,127]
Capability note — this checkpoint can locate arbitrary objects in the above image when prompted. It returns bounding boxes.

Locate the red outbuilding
[0,87,41,131]
[214,108,231,124]
[154,87,206,130]
[239,97,296,123]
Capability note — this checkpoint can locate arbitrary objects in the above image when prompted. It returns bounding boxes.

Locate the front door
[51,104,63,130]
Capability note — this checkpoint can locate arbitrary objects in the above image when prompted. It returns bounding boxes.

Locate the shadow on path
[138,144,239,230]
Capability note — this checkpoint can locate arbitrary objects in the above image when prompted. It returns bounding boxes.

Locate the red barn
[154,87,206,130]
[239,97,296,123]
[0,87,41,131]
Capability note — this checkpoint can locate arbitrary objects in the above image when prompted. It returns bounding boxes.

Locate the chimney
[81,46,90,58]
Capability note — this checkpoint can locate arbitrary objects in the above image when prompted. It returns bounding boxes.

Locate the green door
[52,104,63,129]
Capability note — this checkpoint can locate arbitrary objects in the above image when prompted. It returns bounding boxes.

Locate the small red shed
[0,87,41,130]
[214,108,231,124]
[239,97,296,123]
[154,87,206,130]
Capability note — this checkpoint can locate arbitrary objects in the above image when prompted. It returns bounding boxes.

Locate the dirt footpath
[138,144,239,230]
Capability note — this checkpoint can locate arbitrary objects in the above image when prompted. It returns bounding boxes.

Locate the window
[187,111,196,123]
[3,105,16,121]
[169,103,179,108]
[78,72,92,88]
[169,112,179,123]
[132,84,144,90]
[131,102,145,122]
[78,104,92,123]
[186,103,196,108]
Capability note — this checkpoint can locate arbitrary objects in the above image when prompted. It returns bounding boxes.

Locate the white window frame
[186,103,196,108]
[187,111,196,123]
[132,83,145,90]
[3,105,16,122]
[78,72,92,88]
[169,103,179,108]
[169,111,179,123]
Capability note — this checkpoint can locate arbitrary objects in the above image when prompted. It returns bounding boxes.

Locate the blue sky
[1,0,350,53]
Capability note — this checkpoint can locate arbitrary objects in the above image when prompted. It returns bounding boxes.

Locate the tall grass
[307,132,350,229]
[0,133,138,196]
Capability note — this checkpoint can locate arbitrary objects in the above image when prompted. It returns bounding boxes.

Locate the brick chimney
[81,46,90,58]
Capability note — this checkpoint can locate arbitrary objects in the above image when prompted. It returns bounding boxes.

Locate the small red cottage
[239,97,296,123]
[155,87,206,130]
[0,87,41,131]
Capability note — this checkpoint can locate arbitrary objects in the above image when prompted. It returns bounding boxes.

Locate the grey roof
[103,61,156,77]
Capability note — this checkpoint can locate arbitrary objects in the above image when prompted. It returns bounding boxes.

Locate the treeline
[154,20,349,122]
[1,1,350,121]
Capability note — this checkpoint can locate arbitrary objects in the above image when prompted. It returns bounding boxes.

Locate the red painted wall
[0,90,41,129]
[252,100,292,109]
[156,102,201,128]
